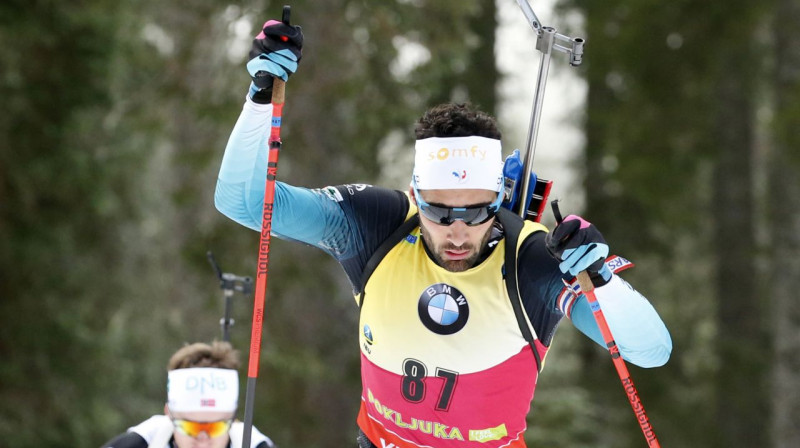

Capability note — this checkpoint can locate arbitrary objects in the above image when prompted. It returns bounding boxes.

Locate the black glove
[545,214,612,287]
[246,19,303,104]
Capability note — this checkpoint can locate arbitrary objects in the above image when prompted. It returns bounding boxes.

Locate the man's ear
[408,186,417,206]
[164,403,169,416]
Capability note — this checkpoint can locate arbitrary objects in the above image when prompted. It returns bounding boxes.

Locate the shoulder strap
[496,208,543,373]
[358,214,420,308]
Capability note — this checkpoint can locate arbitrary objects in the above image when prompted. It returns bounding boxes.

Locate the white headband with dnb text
[167,367,239,413]
[413,136,504,192]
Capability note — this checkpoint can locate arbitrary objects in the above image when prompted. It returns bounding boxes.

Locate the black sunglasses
[413,183,503,226]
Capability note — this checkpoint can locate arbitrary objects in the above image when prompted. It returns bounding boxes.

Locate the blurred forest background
[1,0,799,447]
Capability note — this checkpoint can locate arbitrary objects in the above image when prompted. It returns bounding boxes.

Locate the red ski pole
[241,6,291,447]
[552,201,661,447]
[575,270,661,447]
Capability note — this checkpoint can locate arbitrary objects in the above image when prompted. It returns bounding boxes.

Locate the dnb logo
[417,283,469,335]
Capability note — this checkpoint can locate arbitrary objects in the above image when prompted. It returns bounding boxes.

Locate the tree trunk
[463,0,499,115]
[770,0,800,445]
[711,26,767,448]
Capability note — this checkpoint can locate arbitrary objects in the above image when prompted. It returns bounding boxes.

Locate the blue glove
[247,19,303,104]
[501,149,537,212]
[545,214,612,286]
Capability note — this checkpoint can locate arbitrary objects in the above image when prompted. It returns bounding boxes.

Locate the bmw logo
[363,324,374,345]
[418,283,469,335]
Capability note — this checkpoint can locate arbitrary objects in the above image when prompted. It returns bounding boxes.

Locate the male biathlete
[215,18,671,448]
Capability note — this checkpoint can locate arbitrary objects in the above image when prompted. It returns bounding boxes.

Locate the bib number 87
[401,359,458,411]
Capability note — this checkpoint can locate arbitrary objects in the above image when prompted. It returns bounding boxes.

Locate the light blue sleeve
[570,275,672,368]
[214,96,348,251]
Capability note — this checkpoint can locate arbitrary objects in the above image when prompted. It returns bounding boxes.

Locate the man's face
[412,188,497,272]
[168,408,236,448]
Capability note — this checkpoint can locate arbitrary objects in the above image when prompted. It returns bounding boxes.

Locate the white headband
[413,136,504,192]
[167,368,239,413]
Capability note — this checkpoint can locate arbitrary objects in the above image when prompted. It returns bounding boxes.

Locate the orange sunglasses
[171,417,234,438]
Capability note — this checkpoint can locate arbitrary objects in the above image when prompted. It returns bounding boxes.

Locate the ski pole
[513,0,584,220]
[241,6,291,447]
[551,201,661,447]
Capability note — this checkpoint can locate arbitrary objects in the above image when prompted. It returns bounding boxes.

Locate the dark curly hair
[414,103,501,140]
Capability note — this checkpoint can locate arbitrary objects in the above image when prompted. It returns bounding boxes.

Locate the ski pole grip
[271,78,286,104]
[576,271,594,293]
[269,4,289,106]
